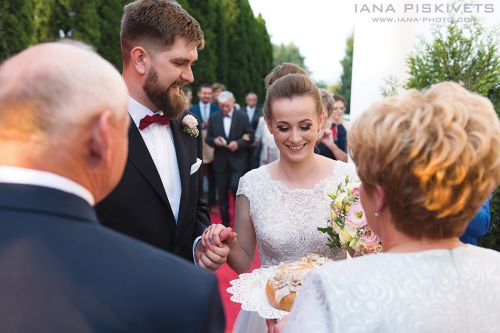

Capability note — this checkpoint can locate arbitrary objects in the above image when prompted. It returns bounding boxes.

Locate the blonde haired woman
[277,82,500,332]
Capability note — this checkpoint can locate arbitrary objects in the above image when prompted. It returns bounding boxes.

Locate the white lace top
[285,245,500,332]
[236,161,357,266]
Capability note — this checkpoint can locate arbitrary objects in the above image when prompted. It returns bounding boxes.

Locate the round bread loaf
[266,280,296,311]
[265,261,315,311]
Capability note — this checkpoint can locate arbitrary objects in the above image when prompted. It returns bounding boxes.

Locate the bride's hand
[201,224,237,249]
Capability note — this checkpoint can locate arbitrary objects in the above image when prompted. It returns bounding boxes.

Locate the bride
[202,64,357,332]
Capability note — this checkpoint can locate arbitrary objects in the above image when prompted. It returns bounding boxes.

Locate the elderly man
[0,42,225,332]
[95,0,232,270]
[206,91,253,227]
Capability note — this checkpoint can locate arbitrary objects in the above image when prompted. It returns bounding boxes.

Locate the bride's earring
[374,212,380,217]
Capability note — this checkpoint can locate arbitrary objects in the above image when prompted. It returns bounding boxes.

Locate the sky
[248,0,355,84]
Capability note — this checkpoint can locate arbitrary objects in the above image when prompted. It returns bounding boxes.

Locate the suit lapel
[127,122,171,209]
[228,111,239,140]
[170,117,190,226]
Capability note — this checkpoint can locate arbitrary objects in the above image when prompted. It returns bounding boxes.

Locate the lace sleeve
[284,270,334,332]
[236,171,251,197]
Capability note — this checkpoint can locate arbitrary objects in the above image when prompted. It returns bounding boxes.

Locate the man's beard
[143,67,187,119]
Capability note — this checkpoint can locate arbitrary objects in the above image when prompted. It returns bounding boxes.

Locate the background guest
[254,116,279,166]
[316,89,347,162]
[460,197,492,245]
[190,83,220,212]
[244,92,263,171]
[212,82,226,106]
[332,92,350,130]
[183,86,193,111]
[206,91,253,227]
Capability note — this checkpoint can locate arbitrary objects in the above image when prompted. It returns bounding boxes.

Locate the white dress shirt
[223,110,234,138]
[0,166,95,205]
[200,102,211,122]
[246,106,255,123]
[128,97,181,223]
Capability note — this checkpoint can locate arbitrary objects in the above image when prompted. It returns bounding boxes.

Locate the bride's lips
[286,143,307,152]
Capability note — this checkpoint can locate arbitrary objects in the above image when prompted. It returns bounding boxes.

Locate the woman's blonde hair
[349,82,500,240]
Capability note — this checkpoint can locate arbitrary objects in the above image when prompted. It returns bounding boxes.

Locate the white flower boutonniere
[182,114,199,137]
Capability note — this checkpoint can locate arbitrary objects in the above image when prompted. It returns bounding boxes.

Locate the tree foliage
[406,18,500,250]
[0,0,273,106]
[272,43,308,71]
[338,33,353,114]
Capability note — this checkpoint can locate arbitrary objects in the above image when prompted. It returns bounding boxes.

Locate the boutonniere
[182,114,199,137]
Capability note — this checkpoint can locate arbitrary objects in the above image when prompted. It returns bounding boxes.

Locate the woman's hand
[266,316,288,333]
[201,224,237,249]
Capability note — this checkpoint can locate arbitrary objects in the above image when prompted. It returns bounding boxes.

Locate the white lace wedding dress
[232,161,357,333]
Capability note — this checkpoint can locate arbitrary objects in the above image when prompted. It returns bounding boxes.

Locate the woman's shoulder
[237,165,271,196]
[318,158,358,183]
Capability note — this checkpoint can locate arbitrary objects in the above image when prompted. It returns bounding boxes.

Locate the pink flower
[360,227,380,245]
[346,201,367,228]
[351,187,360,196]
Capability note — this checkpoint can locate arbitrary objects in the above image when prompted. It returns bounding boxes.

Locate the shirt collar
[128,96,157,128]
[0,166,95,205]
[224,110,234,118]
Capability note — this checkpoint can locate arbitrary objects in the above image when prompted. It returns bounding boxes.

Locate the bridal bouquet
[318,176,382,256]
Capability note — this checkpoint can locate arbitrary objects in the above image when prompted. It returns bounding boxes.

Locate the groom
[96,0,231,270]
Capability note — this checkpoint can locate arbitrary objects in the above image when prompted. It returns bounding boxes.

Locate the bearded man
[96,0,232,271]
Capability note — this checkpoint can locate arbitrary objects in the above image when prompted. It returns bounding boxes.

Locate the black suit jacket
[96,111,210,261]
[190,102,220,129]
[205,110,254,173]
[0,183,224,333]
[244,106,263,131]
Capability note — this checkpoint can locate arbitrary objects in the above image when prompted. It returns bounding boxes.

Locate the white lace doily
[227,266,289,319]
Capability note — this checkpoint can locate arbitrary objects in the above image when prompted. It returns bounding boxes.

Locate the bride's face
[268,95,322,163]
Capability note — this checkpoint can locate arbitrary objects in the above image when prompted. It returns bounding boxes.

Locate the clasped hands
[214,136,239,152]
[195,224,237,271]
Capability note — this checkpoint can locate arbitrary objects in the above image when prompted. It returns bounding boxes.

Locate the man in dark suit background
[206,91,254,227]
[243,92,263,171]
[96,0,232,269]
[190,83,220,212]
[0,41,225,332]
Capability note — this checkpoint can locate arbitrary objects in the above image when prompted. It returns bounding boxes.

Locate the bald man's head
[0,42,130,202]
[0,42,128,140]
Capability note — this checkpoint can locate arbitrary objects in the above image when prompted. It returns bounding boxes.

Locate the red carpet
[209,195,260,333]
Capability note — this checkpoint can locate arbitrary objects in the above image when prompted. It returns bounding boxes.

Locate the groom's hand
[195,241,229,272]
[197,224,237,271]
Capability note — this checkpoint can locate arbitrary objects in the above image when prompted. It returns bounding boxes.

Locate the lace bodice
[237,161,357,266]
[285,246,500,332]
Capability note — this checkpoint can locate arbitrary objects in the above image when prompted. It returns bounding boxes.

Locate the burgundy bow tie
[139,114,170,130]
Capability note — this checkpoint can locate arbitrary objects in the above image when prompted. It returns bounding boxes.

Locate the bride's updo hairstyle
[349,82,500,240]
[263,63,322,122]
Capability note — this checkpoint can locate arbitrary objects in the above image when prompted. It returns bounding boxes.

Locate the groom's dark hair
[120,0,204,65]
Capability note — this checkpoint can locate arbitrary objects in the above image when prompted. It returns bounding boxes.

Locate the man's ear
[130,46,149,75]
[88,111,113,169]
